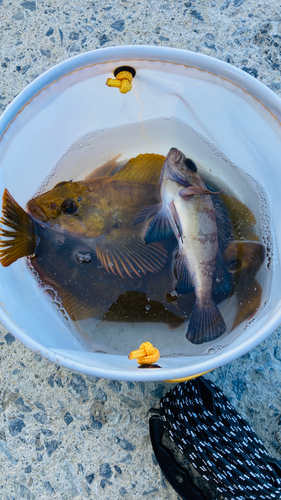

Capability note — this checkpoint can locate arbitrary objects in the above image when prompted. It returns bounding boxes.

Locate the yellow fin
[223,240,265,330]
[221,194,257,240]
[0,189,36,267]
[232,279,262,330]
[114,153,165,184]
[60,289,104,321]
[96,229,167,278]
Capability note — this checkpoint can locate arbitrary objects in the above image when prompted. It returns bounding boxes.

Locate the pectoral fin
[96,229,167,278]
[179,186,224,198]
[169,201,183,242]
[144,205,174,244]
[174,250,194,294]
[0,189,37,267]
[133,203,162,226]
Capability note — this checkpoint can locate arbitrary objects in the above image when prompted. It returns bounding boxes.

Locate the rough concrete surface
[0,0,281,499]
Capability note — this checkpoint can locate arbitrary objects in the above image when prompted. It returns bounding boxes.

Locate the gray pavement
[1,0,281,499]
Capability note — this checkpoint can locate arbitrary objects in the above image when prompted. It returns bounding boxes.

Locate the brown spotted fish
[0,154,167,274]
[0,155,171,321]
[135,147,233,344]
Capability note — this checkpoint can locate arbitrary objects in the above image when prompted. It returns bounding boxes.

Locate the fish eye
[61,199,78,214]
[184,158,197,172]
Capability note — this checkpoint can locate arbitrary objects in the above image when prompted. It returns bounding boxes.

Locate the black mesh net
[159,378,281,500]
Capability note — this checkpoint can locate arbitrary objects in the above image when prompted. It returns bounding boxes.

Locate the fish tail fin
[186,299,226,344]
[0,189,36,267]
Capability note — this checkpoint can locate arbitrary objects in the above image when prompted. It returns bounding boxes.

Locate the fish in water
[0,154,168,275]
[0,152,263,336]
[135,147,233,344]
[223,240,265,330]
[0,155,177,322]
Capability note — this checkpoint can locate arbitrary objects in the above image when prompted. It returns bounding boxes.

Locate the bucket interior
[0,48,281,380]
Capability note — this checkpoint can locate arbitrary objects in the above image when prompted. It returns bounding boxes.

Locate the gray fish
[135,147,232,344]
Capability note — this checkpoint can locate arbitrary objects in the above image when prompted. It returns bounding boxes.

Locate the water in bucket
[1,118,270,358]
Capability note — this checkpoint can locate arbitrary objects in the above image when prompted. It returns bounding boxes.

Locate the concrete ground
[1,0,281,499]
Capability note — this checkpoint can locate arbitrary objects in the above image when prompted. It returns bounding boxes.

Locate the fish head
[163,148,200,185]
[166,147,185,165]
[26,180,112,237]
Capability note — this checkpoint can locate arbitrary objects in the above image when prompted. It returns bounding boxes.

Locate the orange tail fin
[0,189,36,267]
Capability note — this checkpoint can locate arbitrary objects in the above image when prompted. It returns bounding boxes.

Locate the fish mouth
[167,147,183,164]
[26,199,50,223]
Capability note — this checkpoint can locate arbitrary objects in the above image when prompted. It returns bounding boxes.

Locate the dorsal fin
[114,153,165,184]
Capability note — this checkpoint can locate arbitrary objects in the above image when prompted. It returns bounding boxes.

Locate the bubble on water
[76,252,92,264]
[204,344,224,355]
[26,260,72,329]
[245,172,273,271]
[44,289,55,300]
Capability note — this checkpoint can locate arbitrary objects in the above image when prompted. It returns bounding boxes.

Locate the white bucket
[0,45,280,381]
